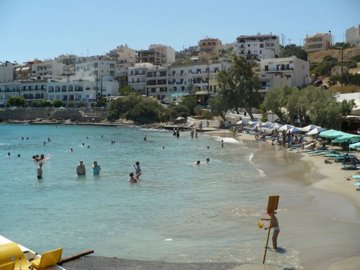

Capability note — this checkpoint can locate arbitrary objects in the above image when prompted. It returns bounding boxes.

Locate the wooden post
[262,214,273,264]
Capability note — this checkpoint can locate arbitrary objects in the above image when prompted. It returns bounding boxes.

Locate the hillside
[308,47,360,63]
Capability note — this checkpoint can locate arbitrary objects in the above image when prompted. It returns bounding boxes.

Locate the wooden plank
[59,250,94,265]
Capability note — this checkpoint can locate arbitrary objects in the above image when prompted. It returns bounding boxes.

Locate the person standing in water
[37,162,43,179]
[92,161,101,176]
[133,161,142,179]
[77,160,86,176]
[265,211,280,250]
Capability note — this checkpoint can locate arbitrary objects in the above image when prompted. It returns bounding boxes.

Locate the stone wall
[308,47,360,63]
[0,108,108,122]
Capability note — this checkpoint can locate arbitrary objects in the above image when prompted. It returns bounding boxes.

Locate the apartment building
[72,57,116,82]
[145,66,168,100]
[127,63,153,95]
[304,32,332,52]
[259,56,310,93]
[0,81,46,106]
[0,79,119,107]
[136,44,175,66]
[198,38,222,58]
[234,34,280,60]
[107,44,136,67]
[127,61,228,101]
[14,66,31,81]
[0,61,16,83]
[31,60,68,80]
[346,25,360,47]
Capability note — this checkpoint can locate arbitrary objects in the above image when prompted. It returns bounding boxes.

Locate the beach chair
[0,242,32,270]
[31,248,62,270]
[0,262,15,270]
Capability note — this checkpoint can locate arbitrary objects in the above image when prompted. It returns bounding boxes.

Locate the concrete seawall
[0,108,108,122]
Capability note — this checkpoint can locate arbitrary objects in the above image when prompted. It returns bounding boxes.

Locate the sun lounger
[0,242,32,270]
[31,248,62,270]
[352,174,360,179]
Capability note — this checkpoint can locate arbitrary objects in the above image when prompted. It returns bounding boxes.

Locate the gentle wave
[248,152,266,178]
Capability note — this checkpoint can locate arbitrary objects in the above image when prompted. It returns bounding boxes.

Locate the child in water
[133,161,142,179]
[128,172,138,184]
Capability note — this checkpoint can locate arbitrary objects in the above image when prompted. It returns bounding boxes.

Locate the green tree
[281,44,308,61]
[167,103,189,120]
[119,85,135,96]
[217,54,261,120]
[311,56,338,77]
[52,100,64,108]
[208,95,228,121]
[96,97,107,107]
[262,86,296,123]
[7,96,25,107]
[303,86,344,129]
[126,97,167,124]
[181,95,198,115]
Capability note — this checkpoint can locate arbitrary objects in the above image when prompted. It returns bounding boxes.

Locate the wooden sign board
[267,195,279,214]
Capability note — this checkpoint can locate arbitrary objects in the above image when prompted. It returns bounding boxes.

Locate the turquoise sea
[2,123,349,268]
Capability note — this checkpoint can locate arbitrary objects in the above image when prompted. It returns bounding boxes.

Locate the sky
[0,0,359,64]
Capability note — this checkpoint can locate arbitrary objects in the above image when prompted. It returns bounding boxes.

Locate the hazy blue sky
[1,0,359,63]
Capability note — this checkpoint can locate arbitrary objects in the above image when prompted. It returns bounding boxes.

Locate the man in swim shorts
[77,160,86,176]
[269,211,280,249]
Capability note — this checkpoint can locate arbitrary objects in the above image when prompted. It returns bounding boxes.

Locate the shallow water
[1,124,359,269]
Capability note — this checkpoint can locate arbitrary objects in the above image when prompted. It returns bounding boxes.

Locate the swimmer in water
[128,172,138,184]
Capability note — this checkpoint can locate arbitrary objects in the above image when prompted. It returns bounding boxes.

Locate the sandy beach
[205,129,360,269]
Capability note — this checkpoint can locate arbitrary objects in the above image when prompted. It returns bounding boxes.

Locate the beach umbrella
[279,124,294,131]
[289,127,302,134]
[331,134,360,144]
[260,121,273,128]
[247,120,258,126]
[349,142,360,149]
[272,123,282,130]
[306,127,327,136]
[300,124,320,132]
[319,129,348,139]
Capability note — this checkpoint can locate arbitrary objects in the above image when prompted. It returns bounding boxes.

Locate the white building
[346,25,360,47]
[0,81,47,106]
[72,57,116,82]
[31,60,68,80]
[128,63,154,95]
[234,34,280,60]
[127,61,228,101]
[259,56,310,93]
[0,79,119,107]
[0,61,16,83]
